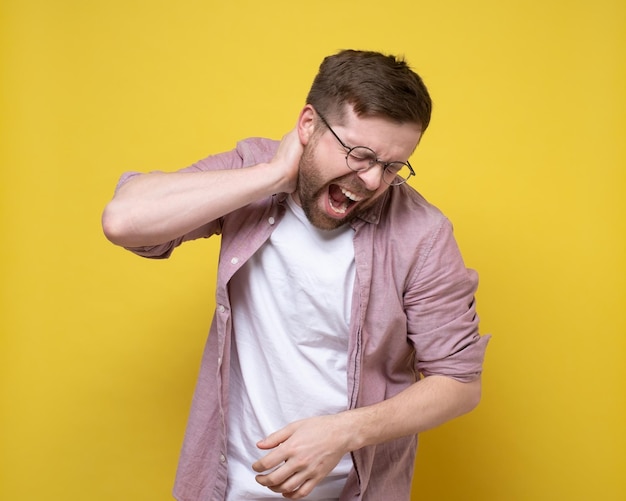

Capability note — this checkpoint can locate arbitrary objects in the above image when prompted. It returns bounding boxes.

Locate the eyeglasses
[316,111,415,186]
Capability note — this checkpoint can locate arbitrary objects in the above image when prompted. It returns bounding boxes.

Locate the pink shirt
[121,138,490,500]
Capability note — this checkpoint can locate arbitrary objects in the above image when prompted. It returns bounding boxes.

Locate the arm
[102,129,302,248]
[343,374,481,446]
[252,375,480,499]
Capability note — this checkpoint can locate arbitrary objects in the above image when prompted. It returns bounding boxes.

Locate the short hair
[306,49,432,132]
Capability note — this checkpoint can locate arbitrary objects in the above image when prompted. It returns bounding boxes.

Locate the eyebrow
[319,113,389,160]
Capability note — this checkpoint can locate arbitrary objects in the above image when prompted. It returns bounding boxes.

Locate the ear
[296,105,317,145]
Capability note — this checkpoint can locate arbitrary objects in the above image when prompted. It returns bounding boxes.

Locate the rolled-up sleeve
[113,137,279,260]
[405,218,490,382]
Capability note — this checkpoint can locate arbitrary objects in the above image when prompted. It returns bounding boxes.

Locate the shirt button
[220,454,226,463]
[230,257,239,265]
[268,216,275,225]
[217,304,225,313]
[217,356,222,366]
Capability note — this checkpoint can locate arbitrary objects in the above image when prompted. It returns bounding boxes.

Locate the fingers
[256,425,291,450]
[252,447,285,473]
[252,416,349,498]
[253,446,333,499]
[252,438,314,498]
[282,480,315,500]
[255,462,316,499]
[253,426,293,471]
[271,128,303,194]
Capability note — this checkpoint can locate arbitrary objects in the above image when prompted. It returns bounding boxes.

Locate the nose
[356,163,384,191]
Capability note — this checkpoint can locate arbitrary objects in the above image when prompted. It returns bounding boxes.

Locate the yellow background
[1,0,624,499]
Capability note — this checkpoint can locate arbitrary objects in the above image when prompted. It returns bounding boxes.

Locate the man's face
[293,107,422,230]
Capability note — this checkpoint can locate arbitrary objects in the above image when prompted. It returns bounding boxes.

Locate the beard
[295,141,373,231]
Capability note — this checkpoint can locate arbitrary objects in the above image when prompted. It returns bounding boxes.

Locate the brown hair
[306,49,432,132]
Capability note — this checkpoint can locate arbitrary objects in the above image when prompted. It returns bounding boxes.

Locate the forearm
[102,161,285,248]
[252,375,482,497]
[345,375,481,451]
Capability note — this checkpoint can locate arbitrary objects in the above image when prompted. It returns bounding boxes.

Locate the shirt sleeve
[114,137,279,259]
[405,218,490,383]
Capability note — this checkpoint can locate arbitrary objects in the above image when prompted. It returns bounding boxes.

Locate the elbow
[101,201,132,247]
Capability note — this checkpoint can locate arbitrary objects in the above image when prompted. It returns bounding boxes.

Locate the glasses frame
[316,111,415,186]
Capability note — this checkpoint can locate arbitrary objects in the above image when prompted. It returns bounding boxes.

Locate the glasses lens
[346,147,377,172]
[383,163,412,186]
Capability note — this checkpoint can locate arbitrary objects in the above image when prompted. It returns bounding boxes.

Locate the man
[102,49,489,500]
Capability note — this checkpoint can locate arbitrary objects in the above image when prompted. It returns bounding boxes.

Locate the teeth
[329,198,348,214]
[340,187,362,202]
[329,186,362,215]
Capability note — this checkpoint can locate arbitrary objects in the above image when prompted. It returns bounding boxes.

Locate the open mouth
[328,184,364,215]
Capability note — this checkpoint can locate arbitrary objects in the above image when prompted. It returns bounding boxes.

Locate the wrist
[338,408,372,452]
[255,161,296,195]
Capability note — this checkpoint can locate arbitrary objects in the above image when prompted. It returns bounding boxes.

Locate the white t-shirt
[226,195,356,500]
